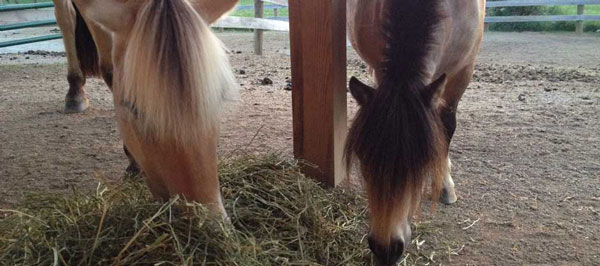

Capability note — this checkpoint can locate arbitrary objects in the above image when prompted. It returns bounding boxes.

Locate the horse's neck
[349,0,443,85]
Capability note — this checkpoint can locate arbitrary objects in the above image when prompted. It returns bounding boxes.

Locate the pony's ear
[191,0,239,24]
[349,77,376,106]
[72,0,142,34]
[422,74,447,104]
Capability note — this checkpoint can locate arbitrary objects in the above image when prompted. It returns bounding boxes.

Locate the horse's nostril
[368,236,405,266]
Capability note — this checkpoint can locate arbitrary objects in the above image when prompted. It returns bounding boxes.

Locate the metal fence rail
[0,2,56,48]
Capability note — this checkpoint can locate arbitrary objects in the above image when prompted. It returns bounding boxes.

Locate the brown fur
[347,0,486,249]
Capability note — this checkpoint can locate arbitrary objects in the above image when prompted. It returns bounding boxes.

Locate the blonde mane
[121,0,238,145]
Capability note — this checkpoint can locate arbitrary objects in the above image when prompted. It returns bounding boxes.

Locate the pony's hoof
[64,97,90,113]
[124,162,142,180]
[440,188,458,205]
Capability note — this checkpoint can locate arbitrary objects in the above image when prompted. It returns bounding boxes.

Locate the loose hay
[0,155,442,265]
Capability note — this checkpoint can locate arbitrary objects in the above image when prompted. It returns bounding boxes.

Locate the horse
[346,0,485,264]
[68,0,239,216]
[52,0,238,176]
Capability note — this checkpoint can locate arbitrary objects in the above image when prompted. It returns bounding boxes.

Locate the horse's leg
[85,21,114,89]
[438,65,475,205]
[82,20,142,178]
[82,21,142,178]
[115,108,226,216]
[54,0,89,113]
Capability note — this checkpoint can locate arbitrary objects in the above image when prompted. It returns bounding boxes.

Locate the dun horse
[53,0,238,175]
[346,0,485,264]
[61,0,239,215]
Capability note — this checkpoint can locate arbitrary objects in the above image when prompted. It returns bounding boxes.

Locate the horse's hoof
[440,188,458,205]
[124,162,142,180]
[64,97,90,113]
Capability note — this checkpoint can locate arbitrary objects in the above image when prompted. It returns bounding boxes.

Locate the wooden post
[254,0,264,55]
[274,8,279,18]
[576,4,585,34]
[289,0,348,187]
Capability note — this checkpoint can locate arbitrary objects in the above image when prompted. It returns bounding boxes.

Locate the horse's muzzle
[368,236,405,266]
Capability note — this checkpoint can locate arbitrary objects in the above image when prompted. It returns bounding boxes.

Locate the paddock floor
[1,32,599,265]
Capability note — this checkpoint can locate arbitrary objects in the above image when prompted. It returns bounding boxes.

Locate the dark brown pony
[346,0,485,264]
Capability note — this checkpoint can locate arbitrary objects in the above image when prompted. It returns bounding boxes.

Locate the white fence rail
[0,1,290,53]
[486,0,600,33]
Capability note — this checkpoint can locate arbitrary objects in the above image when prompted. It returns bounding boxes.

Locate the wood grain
[289,0,347,187]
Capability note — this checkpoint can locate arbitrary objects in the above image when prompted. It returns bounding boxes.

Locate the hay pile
[0,155,372,265]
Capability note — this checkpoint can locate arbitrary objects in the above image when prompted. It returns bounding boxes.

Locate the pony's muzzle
[368,236,405,266]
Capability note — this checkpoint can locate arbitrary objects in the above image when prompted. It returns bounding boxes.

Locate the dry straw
[0,155,442,265]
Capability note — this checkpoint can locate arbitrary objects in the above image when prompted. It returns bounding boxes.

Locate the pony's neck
[379,0,442,92]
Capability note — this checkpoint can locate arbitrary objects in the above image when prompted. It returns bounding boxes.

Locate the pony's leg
[54,0,89,113]
[85,21,114,88]
[115,109,226,216]
[439,65,475,205]
[441,157,457,204]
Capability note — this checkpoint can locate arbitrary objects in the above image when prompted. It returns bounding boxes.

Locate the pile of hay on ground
[0,155,445,265]
[0,155,372,265]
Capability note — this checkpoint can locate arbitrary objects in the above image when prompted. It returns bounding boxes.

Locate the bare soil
[1,31,599,265]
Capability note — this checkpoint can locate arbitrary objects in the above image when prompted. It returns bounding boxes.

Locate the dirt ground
[1,31,599,265]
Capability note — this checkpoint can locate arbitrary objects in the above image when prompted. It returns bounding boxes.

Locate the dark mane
[345,0,445,205]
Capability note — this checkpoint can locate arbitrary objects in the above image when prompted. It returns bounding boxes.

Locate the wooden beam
[254,0,264,55]
[212,16,289,31]
[263,0,288,6]
[576,4,585,34]
[289,0,347,187]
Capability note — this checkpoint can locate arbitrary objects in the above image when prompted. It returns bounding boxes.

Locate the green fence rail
[0,19,56,31]
[0,33,61,48]
[0,2,58,48]
[0,2,54,12]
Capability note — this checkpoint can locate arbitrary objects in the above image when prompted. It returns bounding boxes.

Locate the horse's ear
[72,0,141,33]
[422,74,447,104]
[349,77,375,106]
[191,0,239,24]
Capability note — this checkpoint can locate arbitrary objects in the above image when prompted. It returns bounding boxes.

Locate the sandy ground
[1,31,599,265]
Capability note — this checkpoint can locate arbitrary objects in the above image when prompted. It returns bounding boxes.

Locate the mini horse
[70,0,239,215]
[346,0,485,264]
[53,0,238,175]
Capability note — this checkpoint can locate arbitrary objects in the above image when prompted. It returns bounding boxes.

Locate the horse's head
[346,75,448,265]
[71,0,239,216]
[72,0,238,66]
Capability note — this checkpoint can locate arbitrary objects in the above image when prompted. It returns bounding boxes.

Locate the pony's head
[346,74,447,265]
[72,0,239,215]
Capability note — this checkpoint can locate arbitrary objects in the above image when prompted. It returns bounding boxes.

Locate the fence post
[254,0,264,55]
[289,0,348,187]
[576,4,585,34]
[274,8,279,18]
